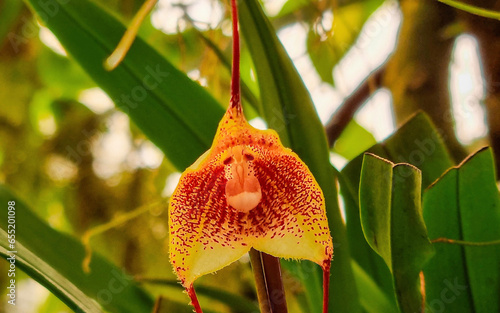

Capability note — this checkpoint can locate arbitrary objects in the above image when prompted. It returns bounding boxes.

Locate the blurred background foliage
[0,0,499,312]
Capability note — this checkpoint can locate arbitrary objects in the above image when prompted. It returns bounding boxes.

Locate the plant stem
[438,0,500,20]
[431,237,500,246]
[325,66,384,147]
[249,249,271,313]
[81,201,162,273]
[261,252,288,313]
[187,285,203,313]
[105,0,158,70]
[249,249,288,313]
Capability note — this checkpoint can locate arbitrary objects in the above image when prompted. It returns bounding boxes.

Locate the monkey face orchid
[168,1,332,312]
[169,105,333,311]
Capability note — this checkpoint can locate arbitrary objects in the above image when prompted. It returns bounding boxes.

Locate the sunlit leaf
[332,119,376,160]
[276,0,310,18]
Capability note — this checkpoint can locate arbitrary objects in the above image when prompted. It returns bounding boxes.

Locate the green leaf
[238,1,362,312]
[0,185,155,313]
[423,147,500,313]
[307,0,384,85]
[332,119,377,160]
[24,0,225,171]
[339,112,453,299]
[359,154,434,312]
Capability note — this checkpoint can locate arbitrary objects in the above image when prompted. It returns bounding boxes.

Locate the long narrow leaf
[0,185,155,313]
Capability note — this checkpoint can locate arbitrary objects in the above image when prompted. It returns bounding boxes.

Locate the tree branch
[325,66,385,147]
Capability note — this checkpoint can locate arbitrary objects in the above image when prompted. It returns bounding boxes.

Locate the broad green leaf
[307,0,384,85]
[238,1,361,312]
[332,119,377,160]
[423,147,500,313]
[24,0,225,171]
[359,154,434,312]
[0,185,154,313]
[340,112,453,298]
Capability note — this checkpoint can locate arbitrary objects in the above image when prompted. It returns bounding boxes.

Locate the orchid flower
[168,0,333,312]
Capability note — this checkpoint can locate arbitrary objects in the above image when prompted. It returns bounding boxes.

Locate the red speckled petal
[169,153,253,286]
[169,111,333,287]
[249,147,332,268]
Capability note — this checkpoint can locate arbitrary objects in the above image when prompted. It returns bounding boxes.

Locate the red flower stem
[186,285,203,313]
[229,0,242,115]
[323,267,330,313]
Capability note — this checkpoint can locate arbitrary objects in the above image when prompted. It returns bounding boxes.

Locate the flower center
[224,146,262,213]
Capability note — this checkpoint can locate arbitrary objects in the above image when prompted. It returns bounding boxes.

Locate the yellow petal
[169,109,333,287]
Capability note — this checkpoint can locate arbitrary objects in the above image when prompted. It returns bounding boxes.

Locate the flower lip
[224,146,262,213]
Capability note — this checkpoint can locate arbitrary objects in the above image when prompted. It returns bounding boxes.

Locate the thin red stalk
[187,285,203,313]
[229,0,242,115]
[323,266,331,313]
